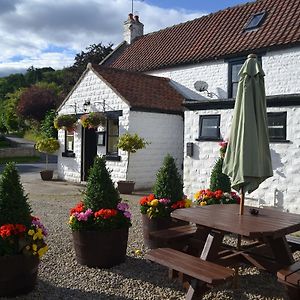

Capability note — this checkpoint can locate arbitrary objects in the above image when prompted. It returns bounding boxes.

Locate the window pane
[66,133,74,151]
[199,116,220,139]
[107,136,118,154]
[232,63,243,81]
[267,113,286,140]
[232,83,238,98]
[108,119,118,135]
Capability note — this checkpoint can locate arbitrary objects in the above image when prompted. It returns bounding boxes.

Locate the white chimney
[123,13,144,44]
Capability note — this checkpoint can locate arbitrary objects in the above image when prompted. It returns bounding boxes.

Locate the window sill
[105,155,121,161]
[270,140,290,143]
[62,152,75,158]
[195,137,222,142]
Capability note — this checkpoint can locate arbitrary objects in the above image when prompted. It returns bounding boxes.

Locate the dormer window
[245,11,266,31]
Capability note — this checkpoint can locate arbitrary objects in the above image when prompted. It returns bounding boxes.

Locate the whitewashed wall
[184,105,300,214]
[149,46,300,99]
[57,69,130,183]
[127,111,183,190]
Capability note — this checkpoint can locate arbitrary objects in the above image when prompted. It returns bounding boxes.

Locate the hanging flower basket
[54,114,77,131]
[80,112,106,129]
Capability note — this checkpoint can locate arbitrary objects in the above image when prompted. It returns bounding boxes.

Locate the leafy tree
[17,85,58,121]
[69,43,113,83]
[152,154,184,203]
[84,156,119,211]
[40,109,57,138]
[0,163,32,227]
[2,90,26,133]
[210,143,231,192]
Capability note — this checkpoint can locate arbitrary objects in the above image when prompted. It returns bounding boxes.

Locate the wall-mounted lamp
[83,100,91,112]
[186,142,194,157]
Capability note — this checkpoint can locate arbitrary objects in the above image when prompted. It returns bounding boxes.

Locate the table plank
[171,205,300,239]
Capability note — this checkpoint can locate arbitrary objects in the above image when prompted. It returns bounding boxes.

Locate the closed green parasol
[222,54,273,215]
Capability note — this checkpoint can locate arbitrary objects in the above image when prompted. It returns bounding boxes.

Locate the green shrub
[153,154,183,203]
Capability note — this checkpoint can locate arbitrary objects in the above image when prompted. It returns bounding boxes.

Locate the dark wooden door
[82,127,97,181]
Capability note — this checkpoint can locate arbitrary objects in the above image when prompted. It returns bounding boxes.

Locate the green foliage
[84,156,119,211]
[0,163,32,227]
[35,138,60,154]
[54,114,77,130]
[152,154,184,203]
[40,110,57,138]
[117,133,148,154]
[210,157,231,192]
[80,112,105,128]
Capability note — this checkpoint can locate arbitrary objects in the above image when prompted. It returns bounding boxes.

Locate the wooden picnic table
[171,204,300,272]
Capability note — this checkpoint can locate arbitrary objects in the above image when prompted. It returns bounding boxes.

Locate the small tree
[153,154,184,203]
[84,156,119,211]
[35,138,60,170]
[210,142,231,192]
[0,163,32,227]
[40,110,57,138]
[117,133,148,180]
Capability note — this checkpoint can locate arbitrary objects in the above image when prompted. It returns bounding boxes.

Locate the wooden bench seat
[277,261,300,300]
[286,235,300,252]
[149,224,196,243]
[146,247,234,299]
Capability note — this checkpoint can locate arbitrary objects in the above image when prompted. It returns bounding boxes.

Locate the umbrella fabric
[222,55,273,194]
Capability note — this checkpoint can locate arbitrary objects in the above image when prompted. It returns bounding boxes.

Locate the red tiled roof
[90,64,184,114]
[107,0,300,72]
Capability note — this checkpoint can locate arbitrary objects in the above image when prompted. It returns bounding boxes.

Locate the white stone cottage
[59,0,300,212]
[57,64,184,189]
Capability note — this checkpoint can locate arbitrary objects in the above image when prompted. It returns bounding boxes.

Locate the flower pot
[117,181,135,194]
[72,227,129,268]
[141,214,188,249]
[40,170,53,181]
[0,255,39,297]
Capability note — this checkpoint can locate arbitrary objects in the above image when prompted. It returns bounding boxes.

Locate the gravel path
[2,177,298,300]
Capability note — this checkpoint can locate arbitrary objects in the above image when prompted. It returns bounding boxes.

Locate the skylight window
[245,11,266,31]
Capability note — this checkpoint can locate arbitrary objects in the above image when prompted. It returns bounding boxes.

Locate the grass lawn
[0,156,40,164]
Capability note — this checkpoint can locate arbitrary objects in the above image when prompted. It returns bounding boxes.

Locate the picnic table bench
[277,261,300,300]
[146,247,234,300]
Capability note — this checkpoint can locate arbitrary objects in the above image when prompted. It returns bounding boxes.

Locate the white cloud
[0,0,206,76]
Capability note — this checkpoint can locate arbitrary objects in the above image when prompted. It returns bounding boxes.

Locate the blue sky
[0,0,250,77]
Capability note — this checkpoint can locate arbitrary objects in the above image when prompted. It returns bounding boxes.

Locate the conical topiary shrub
[153,154,184,203]
[209,142,231,192]
[69,156,131,268]
[83,156,120,211]
[0,162,31,227]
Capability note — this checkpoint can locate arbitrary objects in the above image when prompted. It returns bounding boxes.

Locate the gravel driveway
[3,173,296,300]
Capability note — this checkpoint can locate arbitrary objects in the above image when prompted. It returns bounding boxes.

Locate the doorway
[81,127,97,181]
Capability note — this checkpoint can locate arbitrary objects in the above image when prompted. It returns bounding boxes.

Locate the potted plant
[117,133,148,194]
[140,154,191,248]
[80,112,106,129]
[54,114,77,131]
[0,163,48,297]
[69,156,132,268]
[35,138,60,180]
[194,141,240,206]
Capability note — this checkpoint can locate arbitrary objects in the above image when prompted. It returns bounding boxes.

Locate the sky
[0,0,251,77]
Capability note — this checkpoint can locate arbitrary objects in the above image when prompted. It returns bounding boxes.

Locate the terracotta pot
[117,181,135,194]
[0,255,39,297]
[141,214,188,249]
[72,227,129,268]
[40,170,53,181]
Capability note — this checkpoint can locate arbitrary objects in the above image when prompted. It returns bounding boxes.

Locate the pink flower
[74,209,93,221]
[123,211,132,220]
[158,198,170,205]
[117,202,130,211]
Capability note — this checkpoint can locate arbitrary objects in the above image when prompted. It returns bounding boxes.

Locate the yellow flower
[200,201,207,206]
[69,215,75,224]
[33,229,43,240]
[150,199,159,207]
[32,244,37,251]
[194,191,200,199]
[185,199,192,208]
[135,249,142,256]
[38,245,49,257]
[28,229,35,236]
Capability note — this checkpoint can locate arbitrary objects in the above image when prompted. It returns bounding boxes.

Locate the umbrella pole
[239,187,245,215]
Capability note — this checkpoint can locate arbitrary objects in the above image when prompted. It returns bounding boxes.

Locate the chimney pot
[128,13,134,20]
[134,15,140,22]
